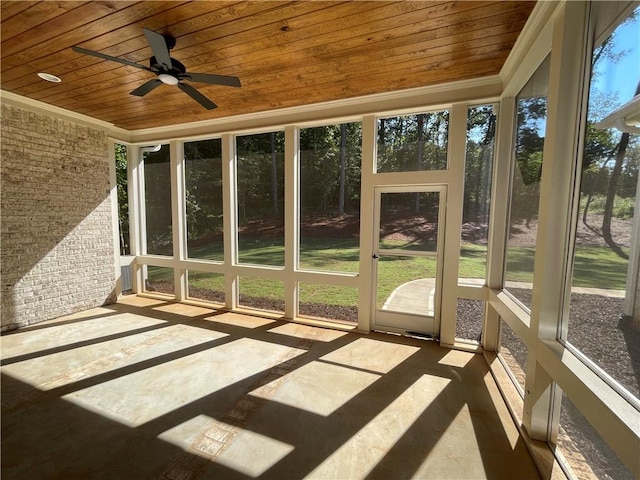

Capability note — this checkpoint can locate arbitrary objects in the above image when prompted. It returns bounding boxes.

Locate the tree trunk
[602,132,630,258]
[601,79,638,258]
[339,123,346,215]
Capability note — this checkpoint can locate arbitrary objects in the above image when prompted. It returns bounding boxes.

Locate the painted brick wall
[1,104,116,330]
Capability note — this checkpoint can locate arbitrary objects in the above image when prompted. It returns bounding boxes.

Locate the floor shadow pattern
[1,297,540,480]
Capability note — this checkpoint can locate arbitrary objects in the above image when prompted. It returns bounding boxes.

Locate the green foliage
[580,194,635,219]
[184,139,223,242]
[377,111,449,173]
[237,131,285,222]
[614,196,635,219]
[300,122,362,215]
[464,105,495,224]
[115,143,129,255]
[511,97,546,225]
[143,145,173,254]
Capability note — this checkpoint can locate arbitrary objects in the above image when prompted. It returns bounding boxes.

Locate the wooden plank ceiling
[1,1,535,131]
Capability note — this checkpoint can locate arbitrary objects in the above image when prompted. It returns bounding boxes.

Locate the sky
[593,8,640,117]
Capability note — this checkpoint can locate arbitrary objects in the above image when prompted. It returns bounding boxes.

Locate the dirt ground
[507,213,632,248]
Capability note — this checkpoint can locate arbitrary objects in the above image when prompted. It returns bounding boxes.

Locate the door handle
[372,254,379,259]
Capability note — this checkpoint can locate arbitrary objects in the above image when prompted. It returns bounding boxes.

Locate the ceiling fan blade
[178,82,217,110]
[72,46,152,72]
[185,72,241,87]
[130,79,163,97]
[143,28,172,70]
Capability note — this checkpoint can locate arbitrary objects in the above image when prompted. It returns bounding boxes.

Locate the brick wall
[1,104,116,330]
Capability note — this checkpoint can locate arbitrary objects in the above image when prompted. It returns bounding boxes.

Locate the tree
[115,143,129,255]
[601,82,639,256]
[580,10,639,257]
[339,123,346,215]
[512,97,547,228]
[184,139,223,244]
[464,105,495,224]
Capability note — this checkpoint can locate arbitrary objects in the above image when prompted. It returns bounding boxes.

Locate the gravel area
[493,288,638,479]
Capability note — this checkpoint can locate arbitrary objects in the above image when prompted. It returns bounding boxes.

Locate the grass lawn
[148,238,628,306]
[505,245,628,289]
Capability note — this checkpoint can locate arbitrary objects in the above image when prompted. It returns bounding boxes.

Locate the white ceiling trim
[500,0,561,91]
[2,73,502,145]
[126,75,502,144]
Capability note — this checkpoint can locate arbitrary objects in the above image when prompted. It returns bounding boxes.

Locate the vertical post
[485,98,516,351]
[222,133,238,310]
[358,115,377,332]
[623,171,640,319]
[170,140,187,301]
[129,145,145,293]
[284,126,299,319]
[440,103,467,346]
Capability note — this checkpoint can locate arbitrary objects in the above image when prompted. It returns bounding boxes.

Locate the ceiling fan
[72,28,241,110]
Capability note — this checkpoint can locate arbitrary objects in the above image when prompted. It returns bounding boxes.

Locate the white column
[357,115,377,332]
[129,145,145,293]
[284,126,299,319]
[485,97,516,351]
[439,103,467,346]
[222,133,238,310]
[170,140,187,301]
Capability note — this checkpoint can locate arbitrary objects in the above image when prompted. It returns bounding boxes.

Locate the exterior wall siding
[1,104,116,330]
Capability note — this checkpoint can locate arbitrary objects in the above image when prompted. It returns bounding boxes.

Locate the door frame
[371,185,447,338]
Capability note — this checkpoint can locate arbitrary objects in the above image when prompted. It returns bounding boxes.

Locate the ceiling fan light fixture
[158,73,179,85]
[71,27,240,109]
[37,72,61,83]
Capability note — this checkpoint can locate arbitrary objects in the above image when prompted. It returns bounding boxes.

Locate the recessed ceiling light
[37,72,62,83]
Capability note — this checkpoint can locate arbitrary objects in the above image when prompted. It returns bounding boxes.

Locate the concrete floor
[1,296,540,480]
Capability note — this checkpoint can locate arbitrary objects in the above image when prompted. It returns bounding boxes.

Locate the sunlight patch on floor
[251,361,380,416]
[438,349,474,368]
[209,312,277,329]
[268,323,348,342]
[320,337,419,373]
[305,374,451,479]
[215,427,295,477]
[0,313,165,360]
[118,296,168,307]
[158,414,216,450]
[153,303,216,317]
[2,324,226,390]
[63,338,303,427]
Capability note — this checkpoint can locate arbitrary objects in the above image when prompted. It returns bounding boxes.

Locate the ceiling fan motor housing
[150,57,186,75]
